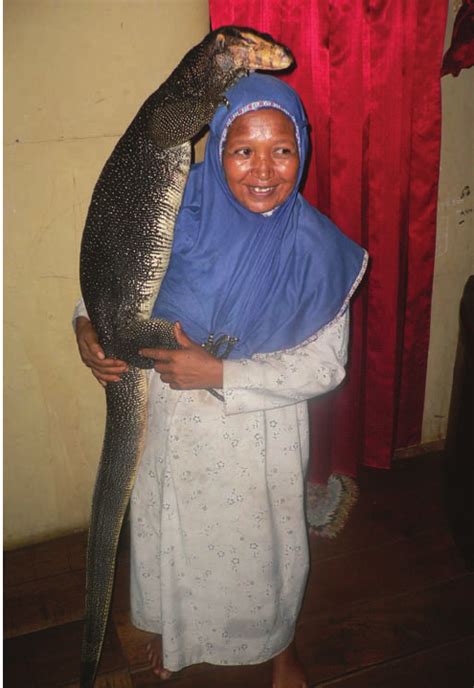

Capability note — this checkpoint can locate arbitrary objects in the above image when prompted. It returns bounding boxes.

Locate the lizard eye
[215,33,226,51]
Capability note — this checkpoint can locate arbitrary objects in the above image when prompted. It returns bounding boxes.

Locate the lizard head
[145,27,294,149]
[211,26,294,74]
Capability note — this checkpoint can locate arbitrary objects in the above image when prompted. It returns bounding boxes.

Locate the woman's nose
[252,155,273,180]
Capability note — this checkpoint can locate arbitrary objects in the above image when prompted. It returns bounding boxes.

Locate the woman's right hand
[75,316,128,386]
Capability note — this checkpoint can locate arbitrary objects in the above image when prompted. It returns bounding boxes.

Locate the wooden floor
[4,452,474,687]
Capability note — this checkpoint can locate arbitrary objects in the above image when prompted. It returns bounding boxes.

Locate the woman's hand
[75,316,128,387]
[140,322,223,390]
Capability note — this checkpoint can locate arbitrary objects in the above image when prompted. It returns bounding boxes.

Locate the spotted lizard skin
[78,26,293,687]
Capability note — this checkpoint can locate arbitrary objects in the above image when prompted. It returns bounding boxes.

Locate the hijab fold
[152,74,367,359]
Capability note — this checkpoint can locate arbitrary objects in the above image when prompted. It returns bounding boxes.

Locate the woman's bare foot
[272,641,308,688]
[146,635,173,680]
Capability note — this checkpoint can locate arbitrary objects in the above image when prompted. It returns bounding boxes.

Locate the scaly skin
[79,27,293,687]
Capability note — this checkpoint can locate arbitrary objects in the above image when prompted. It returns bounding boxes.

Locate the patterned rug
[306,474,359,538]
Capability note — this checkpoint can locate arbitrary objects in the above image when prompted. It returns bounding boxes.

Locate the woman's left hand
[139,322,224,390]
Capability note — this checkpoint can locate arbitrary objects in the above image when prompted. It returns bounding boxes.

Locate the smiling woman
[74,72,367,687]
[222,108,300,213]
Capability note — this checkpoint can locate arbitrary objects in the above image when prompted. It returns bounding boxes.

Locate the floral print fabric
[130,310,349,670]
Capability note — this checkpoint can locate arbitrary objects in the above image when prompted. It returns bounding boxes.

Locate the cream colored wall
[4,0,210,549]
[422,5,474,442]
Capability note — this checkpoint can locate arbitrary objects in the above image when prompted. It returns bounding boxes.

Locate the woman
[75,74,367,687]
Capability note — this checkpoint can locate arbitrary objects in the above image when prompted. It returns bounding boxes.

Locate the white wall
[4,0,210,548]
[422,4,474,441]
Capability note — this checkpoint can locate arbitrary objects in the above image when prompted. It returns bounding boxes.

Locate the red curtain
[209,0,448,481]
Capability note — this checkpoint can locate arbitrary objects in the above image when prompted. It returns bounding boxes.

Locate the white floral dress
[74,299,348,669]
[128,310,349,670]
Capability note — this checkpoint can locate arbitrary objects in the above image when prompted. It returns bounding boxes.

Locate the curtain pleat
[396,0,448,448]
[209,0,448,479]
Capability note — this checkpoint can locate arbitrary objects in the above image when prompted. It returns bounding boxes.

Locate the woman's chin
[241,191,281,214]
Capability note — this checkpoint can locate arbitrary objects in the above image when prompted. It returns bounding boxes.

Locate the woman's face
[222,109,299,213]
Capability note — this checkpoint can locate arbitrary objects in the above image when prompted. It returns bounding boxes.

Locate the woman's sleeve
[72,297,89,331]
[223,309,349,415]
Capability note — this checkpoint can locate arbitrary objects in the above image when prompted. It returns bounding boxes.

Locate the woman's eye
[235,147,252,157]
[274,147,293,156]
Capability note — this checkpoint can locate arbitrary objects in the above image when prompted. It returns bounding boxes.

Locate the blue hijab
[152,74,367,358]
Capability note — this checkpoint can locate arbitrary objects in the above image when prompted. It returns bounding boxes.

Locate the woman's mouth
[247,186,276,195]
